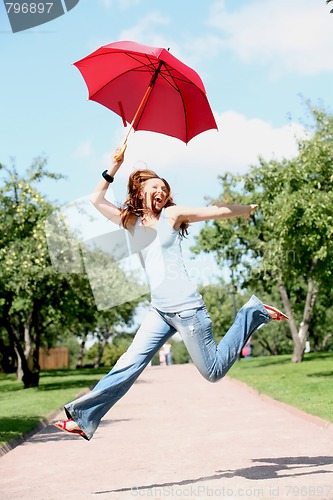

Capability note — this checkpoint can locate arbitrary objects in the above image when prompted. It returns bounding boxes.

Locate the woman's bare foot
[263,304,289,321]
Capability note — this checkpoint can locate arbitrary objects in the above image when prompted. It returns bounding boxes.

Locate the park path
[0,364,333,500]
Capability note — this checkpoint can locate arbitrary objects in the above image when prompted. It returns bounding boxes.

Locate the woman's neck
[141,208,161,226]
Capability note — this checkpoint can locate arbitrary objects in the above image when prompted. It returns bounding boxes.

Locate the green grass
[229,352,333,423]
[0,367,109,448]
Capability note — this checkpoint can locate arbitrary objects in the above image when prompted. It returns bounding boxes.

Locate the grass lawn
[229,352,333,423]
[0,367,109,448]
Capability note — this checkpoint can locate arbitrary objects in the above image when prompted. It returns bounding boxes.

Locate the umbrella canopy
[74,40,217,145]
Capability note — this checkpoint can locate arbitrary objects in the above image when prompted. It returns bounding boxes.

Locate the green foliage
[168,339,191,365]
[198,282,236,342]
[0,158,82,385]
[0,158,144,385]
[61,335,81,370]
[245,106,333,286]
[102,335,133,367]
[84,333,134,368]
[192,104,333,357]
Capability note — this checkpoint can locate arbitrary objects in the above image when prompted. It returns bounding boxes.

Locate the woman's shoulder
[163,206,183,231]
[164,205,180,217]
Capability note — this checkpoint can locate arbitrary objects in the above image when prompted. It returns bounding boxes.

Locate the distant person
[164,342,172,365]
[54,146,288,440]
[159,346,166,366]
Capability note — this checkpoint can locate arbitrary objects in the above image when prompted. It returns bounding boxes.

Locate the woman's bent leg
[65,307,176,439]
[176,295,270,382]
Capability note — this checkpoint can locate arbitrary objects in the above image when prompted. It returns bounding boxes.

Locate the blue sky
[1,0,333,286]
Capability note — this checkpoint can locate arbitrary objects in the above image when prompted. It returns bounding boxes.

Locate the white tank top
[134,208,204,312]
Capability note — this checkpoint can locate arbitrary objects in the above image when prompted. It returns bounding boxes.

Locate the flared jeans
[65,295,270,440]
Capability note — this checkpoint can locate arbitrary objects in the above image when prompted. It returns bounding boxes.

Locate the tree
[0,158,69,386]
[192,105,333,362]
[85,332,134,368]
[198,282,236,343]
[90,298,146,369]
[0,158,145,386]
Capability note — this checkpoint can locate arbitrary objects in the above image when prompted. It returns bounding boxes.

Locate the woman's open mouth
[153,195,163,205]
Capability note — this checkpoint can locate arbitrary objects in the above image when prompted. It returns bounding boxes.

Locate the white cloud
[110,110,305,178]
[97,110,306,210]
[119,12,172,49]
[206,0,333,75]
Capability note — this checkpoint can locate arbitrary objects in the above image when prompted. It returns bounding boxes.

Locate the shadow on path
[93,456,333,495]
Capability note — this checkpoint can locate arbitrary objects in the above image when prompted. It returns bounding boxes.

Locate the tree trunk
[294,276,318,361]
[277,278,301,358]
[12,333,39,387]
[278,274,318,363]
[30,300,41,374]
[15,345,23,381]
[3,304,40,388]
[0,338,16,373]
[94,337,107,368]
[257,337,276,356]
[76,339,86,368]
[321,333,332,350]
[24,311,33,366]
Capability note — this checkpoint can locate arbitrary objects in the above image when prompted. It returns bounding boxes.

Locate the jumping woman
[54,147,288,440]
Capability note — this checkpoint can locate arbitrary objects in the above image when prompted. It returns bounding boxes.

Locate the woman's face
[140,178,168,211]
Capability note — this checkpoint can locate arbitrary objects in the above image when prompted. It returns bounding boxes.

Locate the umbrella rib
[84,49,157,71]
[88,53,161,101]
[133,63,203,143]
[160,65,189,143]
[124,52,159,72]
[89,66,153,101]
[158,69,192,91]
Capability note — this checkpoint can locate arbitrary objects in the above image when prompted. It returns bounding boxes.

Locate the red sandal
[53,418,88,440]
[264,304,289,321]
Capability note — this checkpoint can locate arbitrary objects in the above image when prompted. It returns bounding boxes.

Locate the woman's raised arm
[90,147,125,225]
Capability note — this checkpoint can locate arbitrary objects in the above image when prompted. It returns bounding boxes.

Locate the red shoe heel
[263,304,289,321]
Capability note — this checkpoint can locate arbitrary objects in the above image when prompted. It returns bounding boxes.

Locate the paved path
[1,364,333,500]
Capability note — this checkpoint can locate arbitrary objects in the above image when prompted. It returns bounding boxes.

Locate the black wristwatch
[102,170,114,183]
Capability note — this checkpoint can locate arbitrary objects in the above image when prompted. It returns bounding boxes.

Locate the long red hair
[121,169,189,236]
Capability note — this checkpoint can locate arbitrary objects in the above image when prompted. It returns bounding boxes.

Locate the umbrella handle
[114,142,127,161]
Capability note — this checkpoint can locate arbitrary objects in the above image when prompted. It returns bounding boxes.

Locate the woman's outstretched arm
[90,147,125,225]
[166,204,258,229]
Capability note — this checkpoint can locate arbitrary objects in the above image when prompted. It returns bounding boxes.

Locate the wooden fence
[39,347,69,370]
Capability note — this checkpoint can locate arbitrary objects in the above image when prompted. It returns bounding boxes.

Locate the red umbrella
[74,40,217,157]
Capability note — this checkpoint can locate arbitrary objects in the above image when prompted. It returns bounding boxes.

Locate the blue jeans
[65,295,270,440]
